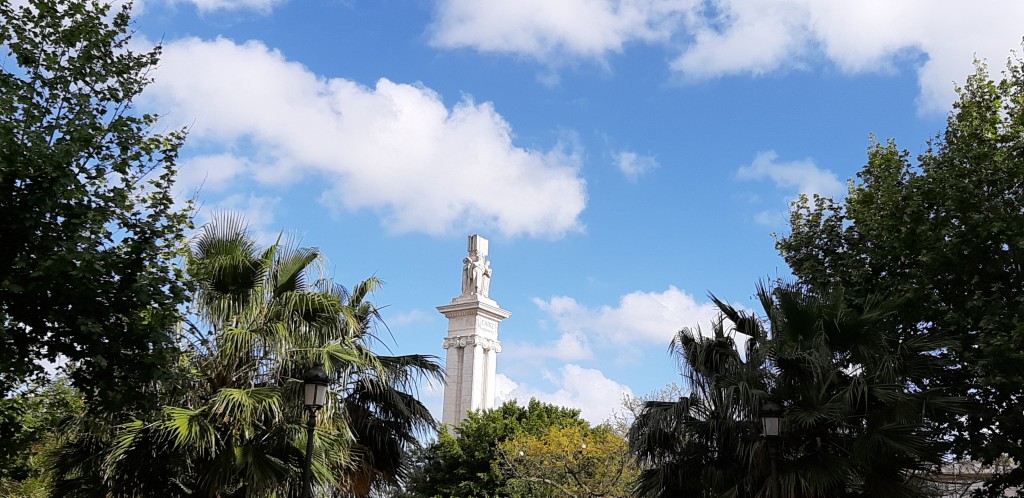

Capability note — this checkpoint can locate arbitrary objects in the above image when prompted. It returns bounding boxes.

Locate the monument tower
[437,235,511,426]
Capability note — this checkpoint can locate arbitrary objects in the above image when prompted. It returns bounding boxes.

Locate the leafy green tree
[0,377,84,497]
[776,53,1024,494]
[48,216,442,497]
[0,0,191,410]
[629,283,958,498]
[402,399,588,498]
[499,424,638,498]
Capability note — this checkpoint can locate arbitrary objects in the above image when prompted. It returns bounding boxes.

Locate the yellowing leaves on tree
[498,424,638,498]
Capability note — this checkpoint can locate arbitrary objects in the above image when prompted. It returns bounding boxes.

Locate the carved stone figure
[461,235,492,297]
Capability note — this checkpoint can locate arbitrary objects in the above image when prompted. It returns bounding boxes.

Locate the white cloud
[429,0,694,63]
[794,0,1024,111]
[385,309,431,328]
[176,153,252,194]
[533,286,720,349]
[671,1,972,102]
[671,1,811,77]
[504,327,595,363]
[615,151,659,182]
[429,0,1024,111]
[496,365,633,424]
[196,193,283,245]
[171,0,284,13]
[736,150,842,198]
[753,209,786,227]
[495,372,520,402]
[144,37,587,238]
[8,0,144,20]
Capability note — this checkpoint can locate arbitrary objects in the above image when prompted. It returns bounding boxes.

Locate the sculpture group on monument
[437,235,511,426]
[462,237,492,298]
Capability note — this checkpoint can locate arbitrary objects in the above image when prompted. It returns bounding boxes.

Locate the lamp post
[760,400,782,437]
[760,400,783,498]
[302,364,329,498]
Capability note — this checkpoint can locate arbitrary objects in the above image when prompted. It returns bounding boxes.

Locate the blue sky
[126,0,1023,424]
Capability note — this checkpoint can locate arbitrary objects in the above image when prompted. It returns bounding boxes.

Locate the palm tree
[628,314,763,498]
[326,279,442,497]
[48,215,443,497]
[628,282,959,498]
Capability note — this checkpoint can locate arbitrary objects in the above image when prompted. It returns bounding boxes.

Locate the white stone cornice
[436,298,511,321]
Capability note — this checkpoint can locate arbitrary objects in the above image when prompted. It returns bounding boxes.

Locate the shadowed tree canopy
[629,283,959,498]
[776,53,1024,495]
[0,0,190,411]
[0,376,83,494]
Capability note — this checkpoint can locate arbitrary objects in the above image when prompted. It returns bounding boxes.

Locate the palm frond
[158,406,217,456]
[211,387,283,428]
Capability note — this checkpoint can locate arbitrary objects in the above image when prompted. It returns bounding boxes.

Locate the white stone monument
[437,235,511,426]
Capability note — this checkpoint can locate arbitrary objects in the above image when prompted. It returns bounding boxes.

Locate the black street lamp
[760,400,782,437]
[760,400,783,497]
[302,364,330,498]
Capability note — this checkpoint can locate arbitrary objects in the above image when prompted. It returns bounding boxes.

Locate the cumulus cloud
[615,151,659,182]
[496,365,633,424]
[532,286,720,353]
[667,0,1024,112]
[504,328,595,363]
[144,37,587,238]
[736,150,843,198]
[428,0,1024,111]
[429,0,693,63]
[671,1,811,77]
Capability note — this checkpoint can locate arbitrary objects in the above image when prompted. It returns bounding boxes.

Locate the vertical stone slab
[438,235,511,427]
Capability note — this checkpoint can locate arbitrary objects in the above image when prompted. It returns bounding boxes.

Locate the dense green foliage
[0,0,190,410]
[629,283,958,498]
[0,378,83,496]
[47,217,442,497]
[777,55,1024,494]
[402,399,588,497]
